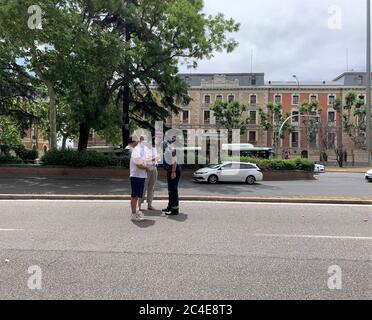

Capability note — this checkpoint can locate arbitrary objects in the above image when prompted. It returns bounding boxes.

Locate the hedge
[240,157,315,172]
[0,154,23,164]
[13,145,38,162]
[41,149,130,168]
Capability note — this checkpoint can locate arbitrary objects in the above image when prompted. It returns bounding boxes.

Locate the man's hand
[171,172,176,179]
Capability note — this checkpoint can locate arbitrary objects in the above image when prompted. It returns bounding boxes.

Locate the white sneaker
[131,213,145,222]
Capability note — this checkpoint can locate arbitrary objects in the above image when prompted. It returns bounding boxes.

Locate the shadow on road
[142,210,163,217]
[132,220,156,228]
[167,213,188,222]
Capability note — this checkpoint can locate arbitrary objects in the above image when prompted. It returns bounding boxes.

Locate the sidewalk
[326,167,370,173]
[1,193,371,205]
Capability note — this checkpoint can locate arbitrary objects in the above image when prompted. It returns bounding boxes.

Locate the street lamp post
[367,0,372,166]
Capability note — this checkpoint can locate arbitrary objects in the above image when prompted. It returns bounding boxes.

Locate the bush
[13,145,38,162]
[0,144,11,155]
[0,154,23,164]
[240,157,315,172]
[41,149,130,168]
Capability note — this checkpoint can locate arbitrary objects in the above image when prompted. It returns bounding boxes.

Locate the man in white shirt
[128,135,151,222]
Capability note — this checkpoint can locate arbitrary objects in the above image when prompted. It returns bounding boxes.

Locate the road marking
[255,233,372,241]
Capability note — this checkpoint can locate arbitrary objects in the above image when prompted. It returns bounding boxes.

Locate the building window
[328,95,336,105]
[327,133,336,149]
[204,110,211,124]
[249,131,257,143]
[310,133,317,148]
[204,95,211,105]
[292,110,299,123]
[249,111,257,125]
[357,76,363,85]
[274,95,282,104]
[251,76,257,86]
[250,95,257,106]
[328,111,336,123]
[228,95,235,103]
[310,95,317,102]
[291,132,299,148]
[292,95,299,105]
[216,95,223,102]
[182,110,190,124]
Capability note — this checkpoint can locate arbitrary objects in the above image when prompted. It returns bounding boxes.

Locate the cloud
[179,0,366,81]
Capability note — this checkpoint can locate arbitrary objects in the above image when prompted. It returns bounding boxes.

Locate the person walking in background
[128,135,151,222]
[140,136,159,211]
[162,136,181,216]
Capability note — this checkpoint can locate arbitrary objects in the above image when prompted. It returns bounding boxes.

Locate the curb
[0,194,371,205]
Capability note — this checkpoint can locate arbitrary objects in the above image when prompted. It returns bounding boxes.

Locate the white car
[314,164,326,173]
[365,169,372,182]
[193,162,263,185]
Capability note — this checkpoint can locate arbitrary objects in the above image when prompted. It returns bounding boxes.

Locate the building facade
[22,121,50,155]
[82,71,369,162]
[173,72,369,162]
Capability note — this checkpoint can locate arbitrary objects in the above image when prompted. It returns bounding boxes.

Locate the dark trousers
[166,168,181,212]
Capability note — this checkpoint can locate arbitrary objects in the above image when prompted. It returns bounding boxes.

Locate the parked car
[193,162,263,185]
[314,164,326,173]
[365,169,372,182]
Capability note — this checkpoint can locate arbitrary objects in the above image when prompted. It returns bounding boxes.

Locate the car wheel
[208,175,219,184]
[246,176,256,185]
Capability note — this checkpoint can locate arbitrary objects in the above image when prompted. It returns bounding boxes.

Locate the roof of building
[333,71,369,81]
[179,73,264,87]
[266,80,343,86]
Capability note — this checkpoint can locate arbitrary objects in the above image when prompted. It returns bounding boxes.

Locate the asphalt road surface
[0,200,371,300]
[0,172,371,197]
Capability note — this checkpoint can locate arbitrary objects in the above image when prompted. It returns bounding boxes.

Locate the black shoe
[162,208,171,213]
[165,211,179,216]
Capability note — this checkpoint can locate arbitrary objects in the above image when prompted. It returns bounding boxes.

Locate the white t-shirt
[130,146,148,178]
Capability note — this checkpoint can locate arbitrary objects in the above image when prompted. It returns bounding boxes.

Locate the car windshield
[209,165,221,169]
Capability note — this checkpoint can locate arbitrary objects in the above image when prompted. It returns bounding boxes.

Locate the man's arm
[134,157,150,172]
[171,150,177,179]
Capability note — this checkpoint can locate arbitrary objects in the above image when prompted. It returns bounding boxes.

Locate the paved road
[0,173,370,197]
[0,200,371,300]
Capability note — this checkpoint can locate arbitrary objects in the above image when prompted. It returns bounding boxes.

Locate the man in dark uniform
[162,136,181,216]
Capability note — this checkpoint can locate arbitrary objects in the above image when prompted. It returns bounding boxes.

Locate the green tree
[0,0,77,149]
[342,91,366,165]
[299,99,322,152]
[259,102,294,156]
[0,117,22,150]
[210,100,250,134]
[97,0,240,146]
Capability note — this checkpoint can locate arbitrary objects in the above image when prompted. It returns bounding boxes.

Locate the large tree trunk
[78,123,90,151]
[122,82,130,148]
[30,47,57,150]
[122,26,131,148]
[46,82,57,150]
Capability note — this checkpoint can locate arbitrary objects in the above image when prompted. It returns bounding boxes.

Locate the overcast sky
[179,0,367,82]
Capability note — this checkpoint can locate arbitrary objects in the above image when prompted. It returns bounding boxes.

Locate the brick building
[173,72,369,162]
[22,121,49,155]
[82,71,369,162]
